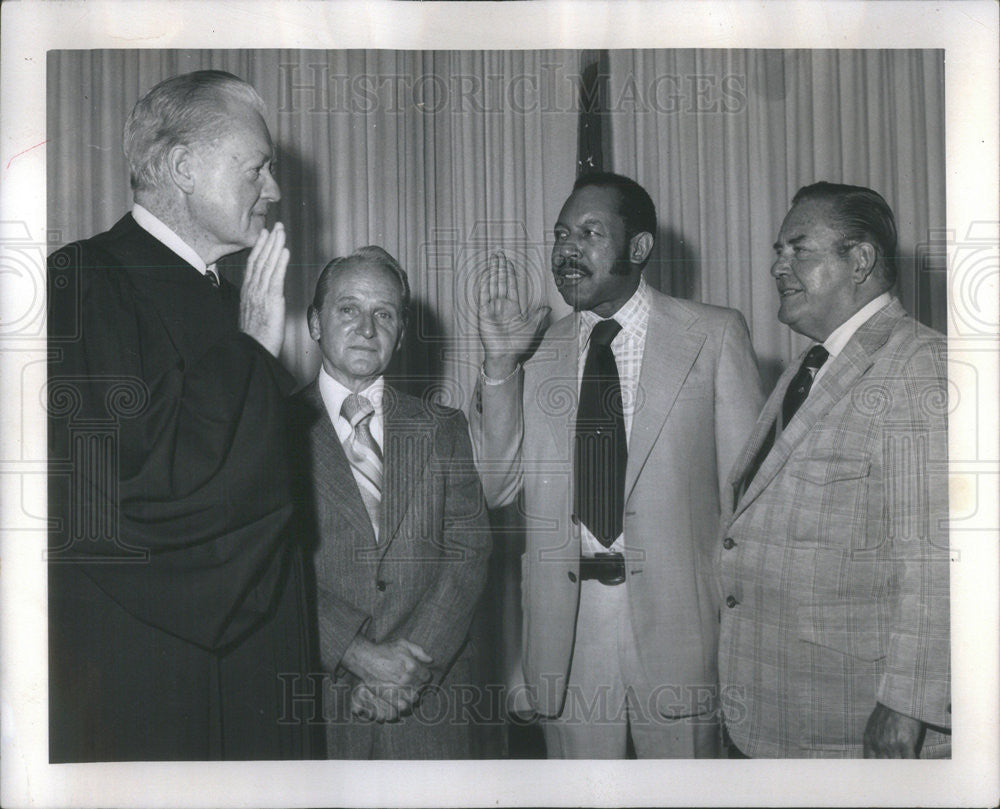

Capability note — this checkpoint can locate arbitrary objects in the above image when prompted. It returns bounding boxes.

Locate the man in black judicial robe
[46,70,317,761]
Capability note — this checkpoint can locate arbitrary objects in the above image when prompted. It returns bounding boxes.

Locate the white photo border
[1,1,997,807]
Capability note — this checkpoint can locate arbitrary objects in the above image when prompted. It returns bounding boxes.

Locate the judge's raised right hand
[239,223,289,358]
[477,251,550,380]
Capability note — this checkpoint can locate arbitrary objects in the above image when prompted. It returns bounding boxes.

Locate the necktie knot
[589,318,622,348]
[803,344,830,373]
[341,394,375,429]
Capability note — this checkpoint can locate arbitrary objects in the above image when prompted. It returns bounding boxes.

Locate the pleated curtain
[47,49,582,397]
[607,49,945,387]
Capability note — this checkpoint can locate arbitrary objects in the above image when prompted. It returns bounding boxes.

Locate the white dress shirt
[814,291,894,385]
[132,203,219,284]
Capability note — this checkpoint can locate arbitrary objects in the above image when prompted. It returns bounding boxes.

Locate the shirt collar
[579,276,651,345]
[132,203,219,281]
[822,291,894,359]
[317,366,385,425]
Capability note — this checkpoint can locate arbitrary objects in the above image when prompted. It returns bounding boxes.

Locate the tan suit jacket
[717,299,950,757]
[470,287,764,726]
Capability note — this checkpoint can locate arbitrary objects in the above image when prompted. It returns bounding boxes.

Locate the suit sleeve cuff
[316,590,371,675]
[876,673,952,729]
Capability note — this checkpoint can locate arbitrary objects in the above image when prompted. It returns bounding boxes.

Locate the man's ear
[628,231,654,265]
[850,242,878,284]
[394,320,406,353]
[167,144,196,195]
[307,306,321,342]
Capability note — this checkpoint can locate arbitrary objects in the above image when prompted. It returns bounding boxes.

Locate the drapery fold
[49,48,944,392]
[607,49,945,386]
[48,49,582,393]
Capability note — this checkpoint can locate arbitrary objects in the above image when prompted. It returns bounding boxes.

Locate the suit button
[376,580,387,591]
[723,537,736,550]
[570,513,580,526]
[726,595,739,609]
[567,571,577,583]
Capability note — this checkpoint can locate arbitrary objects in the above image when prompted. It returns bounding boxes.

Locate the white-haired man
[47,70,314,761]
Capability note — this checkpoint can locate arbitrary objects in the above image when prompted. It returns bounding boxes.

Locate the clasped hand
[343,637,434,723]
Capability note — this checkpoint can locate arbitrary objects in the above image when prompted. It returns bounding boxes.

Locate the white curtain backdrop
[607,49,945,388]
[47,49,582,399]
[48,48,946,394]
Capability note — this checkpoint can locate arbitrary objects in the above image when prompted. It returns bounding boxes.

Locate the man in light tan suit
[469,172,764,757]
[717,182,950,758]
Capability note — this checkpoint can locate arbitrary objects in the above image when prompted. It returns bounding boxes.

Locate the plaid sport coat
[717,298,951,757]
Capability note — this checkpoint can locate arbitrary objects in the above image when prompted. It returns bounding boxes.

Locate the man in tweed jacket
[717,182,950,758]
[290,246,491,758]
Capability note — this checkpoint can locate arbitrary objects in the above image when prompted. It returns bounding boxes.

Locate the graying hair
[311,246,411,321]
[123,70,266,192]
[792,181,899,288]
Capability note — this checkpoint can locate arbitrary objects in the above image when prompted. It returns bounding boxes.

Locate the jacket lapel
[380,387,432,553]
[725,359,799,513]
[624,293,706,501]
[730,300,905,520]
[539,315,581,453]
[301,382,378,544]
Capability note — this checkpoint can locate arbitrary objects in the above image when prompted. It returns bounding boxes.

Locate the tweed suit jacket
[716,299,950,758]
[290,381,492,757]
[469,287,764,719]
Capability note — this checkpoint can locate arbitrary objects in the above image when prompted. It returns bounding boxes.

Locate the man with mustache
[47,70,313,761]
[470,172,764,757]
[716,182,950,757]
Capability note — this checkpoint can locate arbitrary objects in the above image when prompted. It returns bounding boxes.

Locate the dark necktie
[204,269,220,288]
[574,318,626,547]
[781,344,830,427]
[743,344,829,491]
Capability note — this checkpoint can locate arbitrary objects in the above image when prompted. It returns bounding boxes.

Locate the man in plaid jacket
[717,182,950,758]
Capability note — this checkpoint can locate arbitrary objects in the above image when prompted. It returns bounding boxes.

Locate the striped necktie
[340,393,383,537]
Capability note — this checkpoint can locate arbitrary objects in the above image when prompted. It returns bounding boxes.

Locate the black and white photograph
[1,1,997,807]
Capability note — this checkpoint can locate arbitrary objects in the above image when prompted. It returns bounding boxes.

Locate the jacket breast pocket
[786,454,873,550]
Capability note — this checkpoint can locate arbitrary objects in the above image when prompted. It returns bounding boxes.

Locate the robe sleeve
[48,241,297,652]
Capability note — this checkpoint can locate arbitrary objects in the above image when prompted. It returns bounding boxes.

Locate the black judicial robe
[47,214,317,761]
